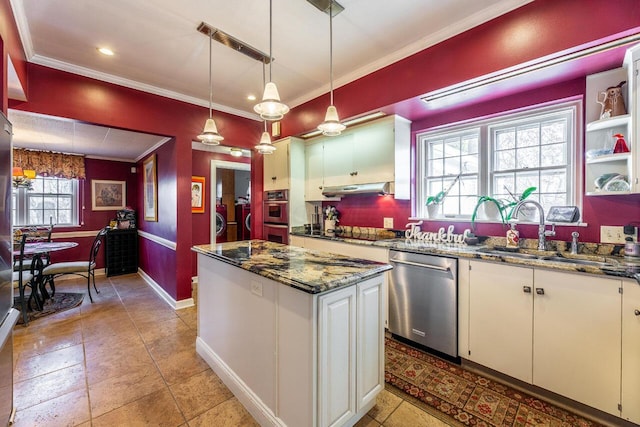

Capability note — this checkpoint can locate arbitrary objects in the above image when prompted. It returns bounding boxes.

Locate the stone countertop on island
[192,240,392,294]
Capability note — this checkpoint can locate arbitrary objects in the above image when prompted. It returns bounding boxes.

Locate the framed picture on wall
[191,176,205,214]
[91,180,126,211]
[143,154,158,221]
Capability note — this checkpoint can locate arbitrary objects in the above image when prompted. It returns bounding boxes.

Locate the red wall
[328,77,640,243]
[9,64,261,302]
[191,149,250,277]
[1,0,639,303]
[49,157,138,267]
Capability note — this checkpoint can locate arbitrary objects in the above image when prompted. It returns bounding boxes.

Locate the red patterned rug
[385,338,604,427]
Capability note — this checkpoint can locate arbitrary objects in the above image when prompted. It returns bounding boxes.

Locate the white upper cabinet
[305,139,326,201]
[625,43,640,193]
[263,138,291,191]
[584,42,640,196]
[304,115,411,200]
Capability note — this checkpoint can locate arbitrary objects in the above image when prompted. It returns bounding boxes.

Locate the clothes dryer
[215,204,227,242]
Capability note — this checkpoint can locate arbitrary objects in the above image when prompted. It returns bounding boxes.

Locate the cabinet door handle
[523,286,531,293]
[353,171,358,176]
[318,186,322,190]
[635,309,640,316]
[271,176,276,180]
[535,288,545,295]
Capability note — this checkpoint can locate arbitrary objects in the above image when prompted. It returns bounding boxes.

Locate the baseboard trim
[137,268,194,310]
[196,338,285,427]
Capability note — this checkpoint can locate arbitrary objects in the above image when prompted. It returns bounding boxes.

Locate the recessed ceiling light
[97,47,114,56]
[247,94,256,101]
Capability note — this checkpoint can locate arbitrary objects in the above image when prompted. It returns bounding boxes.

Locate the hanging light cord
[329,3,334,106]
[208,29,213,119]
[262,63,268,132]
[269,0,273,83]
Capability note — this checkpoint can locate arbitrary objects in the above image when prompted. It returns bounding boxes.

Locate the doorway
[210,160,251,243]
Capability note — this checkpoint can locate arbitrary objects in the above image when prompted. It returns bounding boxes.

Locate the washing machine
[215,204,227,242]
[236,204,251,240]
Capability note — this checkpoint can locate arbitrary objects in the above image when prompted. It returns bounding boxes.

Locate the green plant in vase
[470,186,536,231]
[425,173,461,218]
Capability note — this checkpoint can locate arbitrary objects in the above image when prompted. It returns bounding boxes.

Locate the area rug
[385,338,604,427]
[13,292,84,324]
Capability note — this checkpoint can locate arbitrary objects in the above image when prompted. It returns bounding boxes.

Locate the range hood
[322,182,393,197]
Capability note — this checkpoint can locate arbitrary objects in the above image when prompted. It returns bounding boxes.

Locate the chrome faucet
[512,200,555,251]
[571,231,579,254]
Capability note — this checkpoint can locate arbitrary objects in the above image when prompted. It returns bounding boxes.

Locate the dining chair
[13,225,54,271]
[12,234,45,325]
[42,227,108,303]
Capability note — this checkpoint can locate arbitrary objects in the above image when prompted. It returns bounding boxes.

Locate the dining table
[13,240,79,308]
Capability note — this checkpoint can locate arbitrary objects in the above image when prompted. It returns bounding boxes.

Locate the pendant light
[255,63,277,154]
[317,3,345,137]
[254,0,289,121]
[197,28,224,144]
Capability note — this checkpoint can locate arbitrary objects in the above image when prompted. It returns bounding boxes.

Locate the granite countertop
[192,240,392,294]
[290,231,640,282]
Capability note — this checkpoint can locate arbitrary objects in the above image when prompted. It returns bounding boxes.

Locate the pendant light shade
[198,29,223,144]
[198,118,223,144]
[256,131,276,154]
[317,2,344,136]
[254,0,289,121]
[254,82,289,121]
[318,105,345,136]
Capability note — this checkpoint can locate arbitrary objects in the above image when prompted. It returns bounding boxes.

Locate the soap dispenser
[506,223,519,248]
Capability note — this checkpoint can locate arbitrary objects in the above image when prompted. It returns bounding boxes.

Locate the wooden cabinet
[263,139,290,191]
[105,229,138,277]
[533,270,621,416]
[304,115,411,200]
[468,261,534,383]
[622,279,640,424]
[467,262,623,417]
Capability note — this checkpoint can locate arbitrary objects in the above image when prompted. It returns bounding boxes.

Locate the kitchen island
[192,240,392,427]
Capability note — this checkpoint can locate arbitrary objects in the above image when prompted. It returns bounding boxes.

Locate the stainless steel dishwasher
[388,250,458,358]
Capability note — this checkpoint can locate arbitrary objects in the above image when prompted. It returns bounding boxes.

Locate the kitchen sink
[475,247,540,260]
[541,256,618,268]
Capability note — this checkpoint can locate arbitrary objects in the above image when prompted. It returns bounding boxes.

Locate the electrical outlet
[383,217,394,229]
[600,226,626,244]
[250,281,263,297]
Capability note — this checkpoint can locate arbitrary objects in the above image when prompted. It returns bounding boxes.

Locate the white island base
[196,253,385,427]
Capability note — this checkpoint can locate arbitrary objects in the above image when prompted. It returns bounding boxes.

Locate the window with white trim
[416,101,579,220]
[12,176,79,226]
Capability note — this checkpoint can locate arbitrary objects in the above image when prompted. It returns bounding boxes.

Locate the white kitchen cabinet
[585,66,635,195]
[533,270,621,417]
[318,285,357,427]
[197,253,384,427]
[625,44,640,193]
[305,139,325,200]
[263,138,290,191]
[356,277,385,412]
[467,261,623,418]
[468,261,534,383]
[305,114,411,200]
[622,279,640,424]
[291,236,390,329]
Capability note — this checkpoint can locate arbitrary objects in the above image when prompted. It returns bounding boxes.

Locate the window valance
[13,148,86,180]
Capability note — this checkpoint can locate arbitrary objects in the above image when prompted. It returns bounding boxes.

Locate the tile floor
[12,273,450,426]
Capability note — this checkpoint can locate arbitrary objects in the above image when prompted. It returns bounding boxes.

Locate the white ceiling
[8,0,533,160]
